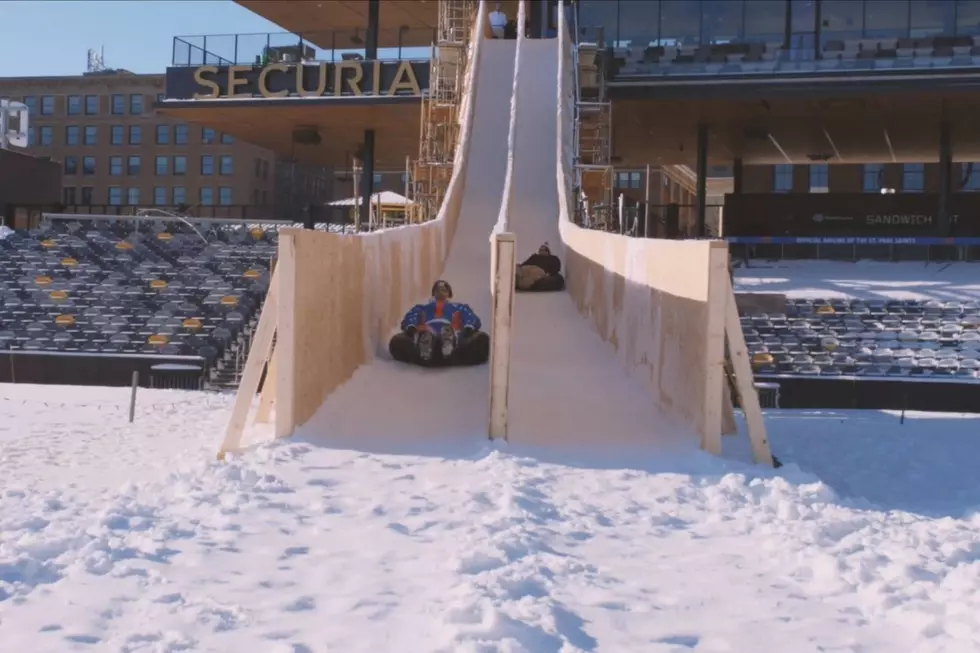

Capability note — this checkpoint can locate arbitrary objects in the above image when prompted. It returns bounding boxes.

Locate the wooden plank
[700,242,728,455]
[217,267,279,459]
[488,232,517,441]
[724,274,774,467]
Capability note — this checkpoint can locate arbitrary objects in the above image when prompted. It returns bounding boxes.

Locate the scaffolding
[573,40,615,231]
[408,0,477,224]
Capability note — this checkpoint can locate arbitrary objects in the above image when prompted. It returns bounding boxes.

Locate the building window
[372,173,383,185]
[39,126,53,145]
[111,125,124,145]
[200,186,214,205]
[863,164,884,193]
[614,171,641,189]
[902,163,925,193]
[219,186,233,205]
[66,125,80,146]
[84,125,97,146]
[81,187,94,204]
[202,127,217,144]
[111,94,125,114]
[130,94,143,114]
[156,124,170,145]
[174,156,187,175]
[773,164,793,192]
[64,156,78,175]
[175,124,189,145]
[201,155,214,175]
[154,186,167,205]
[155,155,168,175]
[961,163,980,191]
[808,164,828,191]
[127,188,141,205]
[219,155,233,175]
[110,156,123,176]
[40,96,54,115]
[172,186,186,205]
[27,126,35,146]
[129,125,142,144]
[221,133,234,144]
[82,156,96,175]
[24,96,37,114]
[85,95,99,115]
[67,95,82,115]
[63,187,77,205]
[127,155,141,175]
[109,187,123,206]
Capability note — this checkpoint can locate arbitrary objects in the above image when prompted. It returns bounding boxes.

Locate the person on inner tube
[388,280,490,367]
[516,242,565,292]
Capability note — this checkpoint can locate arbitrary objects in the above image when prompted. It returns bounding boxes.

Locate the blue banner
[726,236,980,246]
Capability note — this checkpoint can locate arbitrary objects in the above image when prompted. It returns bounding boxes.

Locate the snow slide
[501,38,692,450]
[296,38,518,448]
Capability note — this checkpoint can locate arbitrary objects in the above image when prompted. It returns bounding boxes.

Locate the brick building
[0,70,280,214]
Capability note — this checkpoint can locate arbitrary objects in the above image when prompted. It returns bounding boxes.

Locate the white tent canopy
[328,191,414,207]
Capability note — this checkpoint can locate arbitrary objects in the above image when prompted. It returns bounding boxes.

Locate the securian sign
[191,61,423,99]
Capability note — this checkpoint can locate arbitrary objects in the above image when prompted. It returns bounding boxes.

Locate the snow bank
[736,259,980,301]
[3,383,980,651]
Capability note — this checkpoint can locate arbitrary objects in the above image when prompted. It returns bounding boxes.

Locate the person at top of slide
[489,2,508,39]
[516,242,566,292]
[389,280,490,367]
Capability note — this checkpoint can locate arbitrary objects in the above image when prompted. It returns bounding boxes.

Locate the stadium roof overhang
[157,101,421,169]
[236,0,440,48]
[610,72,980,166]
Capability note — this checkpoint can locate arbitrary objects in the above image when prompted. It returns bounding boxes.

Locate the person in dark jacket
[515,242,565,292]
[389,280,490,367]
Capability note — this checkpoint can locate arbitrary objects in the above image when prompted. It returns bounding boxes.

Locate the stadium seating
[612,35,980,77]
[0,219,277,386]
[743,298,980,380]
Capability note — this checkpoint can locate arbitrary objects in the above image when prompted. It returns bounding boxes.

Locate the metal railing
[172,28,437,67]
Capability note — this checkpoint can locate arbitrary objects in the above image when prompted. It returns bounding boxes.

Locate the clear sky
[0,1,282,77]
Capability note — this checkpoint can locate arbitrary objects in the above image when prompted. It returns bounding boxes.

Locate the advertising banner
[724,193,980,238]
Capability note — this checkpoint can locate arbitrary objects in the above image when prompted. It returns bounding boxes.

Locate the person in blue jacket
[389,279,490,367]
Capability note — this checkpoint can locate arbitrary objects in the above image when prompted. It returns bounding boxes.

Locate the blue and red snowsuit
[400,299,482,334]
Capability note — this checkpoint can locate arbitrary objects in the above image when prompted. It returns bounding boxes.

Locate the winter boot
[439,323,457,360]
[416,330,435,362]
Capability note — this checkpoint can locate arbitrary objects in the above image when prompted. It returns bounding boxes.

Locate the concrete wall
[273,2,486,437]
[556,8,727,444]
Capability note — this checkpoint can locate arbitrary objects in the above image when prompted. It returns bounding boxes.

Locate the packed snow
[2,383,980,652]
[735,259,980,301]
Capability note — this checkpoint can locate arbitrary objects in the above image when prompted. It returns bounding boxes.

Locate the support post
[644,163,651,238]
[488,232,517,441]
[129,370,138,423]
[360,129,376,232]
[723,273,774,467]
[938,120,952,237]
[219,267,280,459]
[366,0,380,61]
[695,121,708,238]
[733,157,743,195]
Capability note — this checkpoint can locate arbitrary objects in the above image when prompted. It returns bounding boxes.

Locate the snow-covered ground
[735,259,980,301]
[2,383,980,652]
